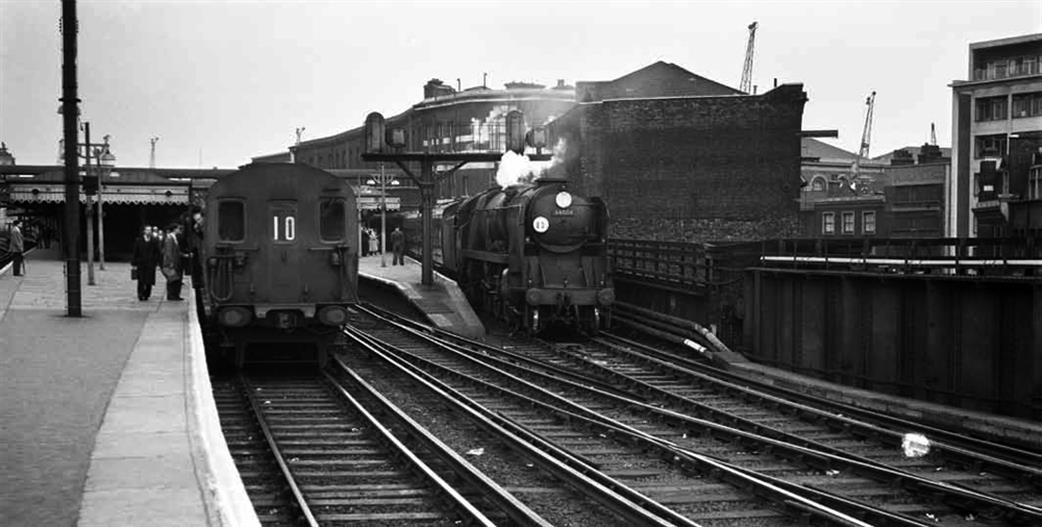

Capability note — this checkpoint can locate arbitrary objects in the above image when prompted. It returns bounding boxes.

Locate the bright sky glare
[2,0,1040,168]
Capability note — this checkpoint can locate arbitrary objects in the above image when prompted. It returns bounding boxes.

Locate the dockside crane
[740,21,758,94]
[850,91,876,190]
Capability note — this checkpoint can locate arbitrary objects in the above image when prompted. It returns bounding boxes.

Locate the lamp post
[76,124,114,285]
[96,136,115,270]
[366,163,399,267]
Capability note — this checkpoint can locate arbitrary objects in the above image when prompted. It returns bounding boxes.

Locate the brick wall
[554,84,807,242]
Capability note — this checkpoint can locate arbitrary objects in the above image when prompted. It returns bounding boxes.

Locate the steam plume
[495,137,567,188]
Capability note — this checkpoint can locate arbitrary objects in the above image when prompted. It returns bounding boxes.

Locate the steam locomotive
[200,163,359,365]
[434,176,613,333]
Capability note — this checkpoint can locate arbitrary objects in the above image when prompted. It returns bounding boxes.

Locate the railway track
[213,372,529,526]
[355,304,1042,526]
[345,305,882,526]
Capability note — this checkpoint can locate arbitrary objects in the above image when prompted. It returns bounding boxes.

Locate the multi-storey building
[799,140,948,239]
[950,33,1042,237]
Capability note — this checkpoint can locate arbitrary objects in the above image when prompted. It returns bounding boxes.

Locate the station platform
[358,253,485,339]
[0,248,255,527]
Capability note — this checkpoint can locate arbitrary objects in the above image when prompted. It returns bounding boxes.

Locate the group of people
[131,223,184,301]
[131,210,203,301]
[361,226,406,265]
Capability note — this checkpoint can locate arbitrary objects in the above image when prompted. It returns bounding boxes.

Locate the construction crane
[850,91,876,190]
[740,21,758,94]
[148,136,159,169]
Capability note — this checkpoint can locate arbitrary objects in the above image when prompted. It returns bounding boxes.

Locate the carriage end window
[319,198,346,241]
[218,200,245,242]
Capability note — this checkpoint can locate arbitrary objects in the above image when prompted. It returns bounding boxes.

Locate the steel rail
[361,302,641,399]
[598,332,1042,480]
[340,324,695,527]
[324,363,553,527]
[352,308,877,526]
[319,370,499,527]
[359,307,1042,524]
[238,375,320,527]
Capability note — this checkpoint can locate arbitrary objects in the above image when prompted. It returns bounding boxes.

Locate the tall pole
[380,163,387,268]
[84,123,95,285]
[97,157,105,270]
[420,160,434,286]
[61,0,82,317]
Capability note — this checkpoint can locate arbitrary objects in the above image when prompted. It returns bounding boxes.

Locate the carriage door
[267,201,301,301]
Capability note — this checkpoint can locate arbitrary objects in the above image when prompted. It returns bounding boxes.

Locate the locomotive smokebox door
[268,201,302,301]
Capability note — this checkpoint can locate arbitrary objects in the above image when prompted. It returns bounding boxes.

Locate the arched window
[811,177,827,191]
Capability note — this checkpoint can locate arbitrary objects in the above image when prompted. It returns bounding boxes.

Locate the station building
[258,62,811,243]
[950,32,1042,237]
[0,146,228,259]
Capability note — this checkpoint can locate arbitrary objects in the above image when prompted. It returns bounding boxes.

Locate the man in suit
[162,223,184,300]
[131,226,158,300]
[9,221,24,276]
[390,226,405,265]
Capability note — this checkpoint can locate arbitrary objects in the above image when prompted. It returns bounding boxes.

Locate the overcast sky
[1,0,1040,168]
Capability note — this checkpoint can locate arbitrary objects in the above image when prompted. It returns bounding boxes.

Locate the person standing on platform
[368,228,380,256]
[161,223,184,301]
[360,227,370,257]
[131,226,158,300]
[9,221,24,276]
[391,226,405,265]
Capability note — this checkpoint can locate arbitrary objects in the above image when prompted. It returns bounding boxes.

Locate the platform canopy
[9,184,190,205]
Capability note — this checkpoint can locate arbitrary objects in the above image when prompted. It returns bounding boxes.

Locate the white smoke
[495,137,568,188]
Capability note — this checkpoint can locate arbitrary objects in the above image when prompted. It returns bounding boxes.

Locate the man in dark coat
[390,226,405,265]
[10,221,24,276]
[162,223,184,301]
[131,226,158,300]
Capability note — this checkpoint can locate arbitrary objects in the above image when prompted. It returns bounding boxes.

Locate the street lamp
[366,163,399,267]
[76,124,115,285]
[95,136,116,270]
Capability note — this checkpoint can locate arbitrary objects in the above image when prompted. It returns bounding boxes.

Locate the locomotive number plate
[552,209,574,216]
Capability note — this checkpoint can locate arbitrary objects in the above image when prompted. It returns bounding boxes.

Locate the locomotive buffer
[362,111,550,286]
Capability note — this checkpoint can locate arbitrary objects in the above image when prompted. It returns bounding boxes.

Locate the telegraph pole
[61,0,82,317]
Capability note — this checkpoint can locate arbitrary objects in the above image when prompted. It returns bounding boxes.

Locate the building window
[974,134,1007,159]
[1012,92,1042,118]
[862,211,876,234]
[1029,166,1042,200]
[811,177,826,191]
[822,212,835,234]
[842,211,855,234]
[975,96,1007,122]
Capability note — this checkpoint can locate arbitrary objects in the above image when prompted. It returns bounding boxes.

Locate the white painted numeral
[273,214,296,241]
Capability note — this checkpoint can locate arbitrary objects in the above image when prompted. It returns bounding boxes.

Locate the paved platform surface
[0,248,255,527]
[359,254,485,338]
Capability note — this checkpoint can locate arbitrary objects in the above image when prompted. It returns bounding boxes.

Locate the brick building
[256,62,811,243]
[799,155,948,239]
[950,33,1042,237]
[547,62,808,242]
